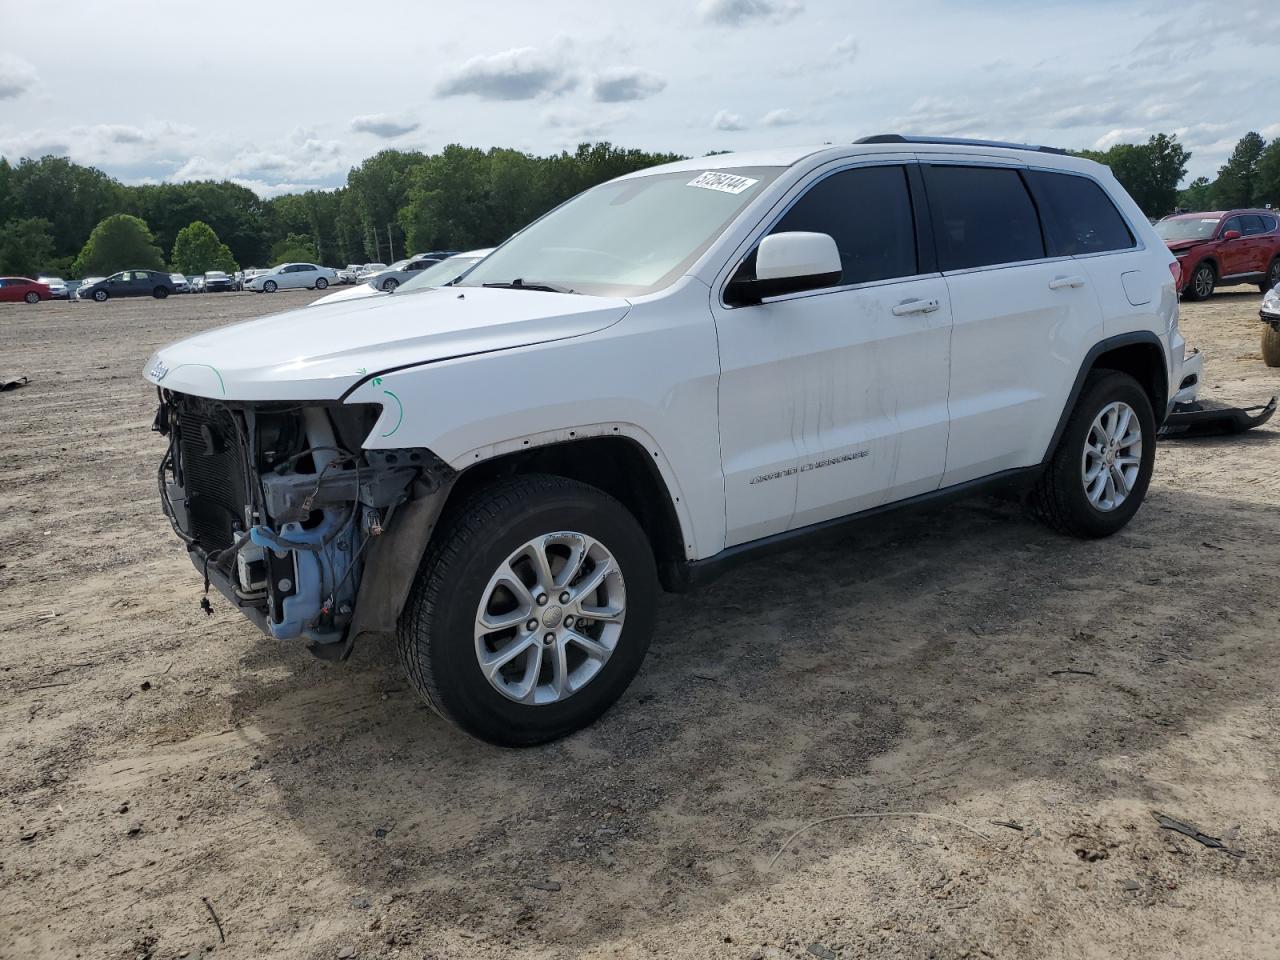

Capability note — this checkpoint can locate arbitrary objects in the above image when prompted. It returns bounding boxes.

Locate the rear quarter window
[922,165,1045,271]
[1026,171,1135,256]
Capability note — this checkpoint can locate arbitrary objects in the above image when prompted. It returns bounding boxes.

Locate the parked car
[170,273,191,294]
[245,263,337,292]
[239,269,267,290]
[0,277,51,303]
[361,252,457,292]
[337,264,364,284]
[79,270,176,301]
[1155,209,1280,300]
[74,277,105,300]
[190,275,206,293]
[354,263,387,281]
[310,249,492,306]
[204,271,234,293]
[1262,282,1280,367]
[37,276,70,299]
[144,136,1187,746]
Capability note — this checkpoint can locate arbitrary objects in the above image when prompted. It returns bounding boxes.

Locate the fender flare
[1042,331,1169,465]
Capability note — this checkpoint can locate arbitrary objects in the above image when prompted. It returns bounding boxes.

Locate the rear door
[924,162,1104,485]
[1239,215,1270,276]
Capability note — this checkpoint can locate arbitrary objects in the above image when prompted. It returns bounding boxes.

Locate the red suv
[1156,209,1280,300]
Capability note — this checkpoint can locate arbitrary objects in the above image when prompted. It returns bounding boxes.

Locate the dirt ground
[2,285,1278,960]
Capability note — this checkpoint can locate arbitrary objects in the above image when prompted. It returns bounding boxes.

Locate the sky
[0,0,1273,198]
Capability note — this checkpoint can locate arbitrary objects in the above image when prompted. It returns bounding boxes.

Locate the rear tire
[398,474,657,747]
[1261,258,1280,294]
[24,291,39,304]
[1184,262,1215,301]
[1031,370,1156,538]
[1263,325,1280,368]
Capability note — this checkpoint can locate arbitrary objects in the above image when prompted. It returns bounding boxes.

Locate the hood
[143,286,630,401]
[1165,239,1211,254]
[310,283,385,307]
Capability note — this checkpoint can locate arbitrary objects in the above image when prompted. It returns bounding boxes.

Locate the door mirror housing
[725,231,842,306]
[1222,229,1242,241]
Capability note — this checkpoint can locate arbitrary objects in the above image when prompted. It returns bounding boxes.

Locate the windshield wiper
[482,278,576,294]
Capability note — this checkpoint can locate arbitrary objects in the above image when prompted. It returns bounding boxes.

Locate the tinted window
[769,164,917,285]
[923,165,1045,271]
[1221,217,1243,236]
[1026,171,1135,256]
[1261,214,1278,234]
[1240,215,1266,236]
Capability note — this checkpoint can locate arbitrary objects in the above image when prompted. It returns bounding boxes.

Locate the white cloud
[711,110,747,132]
[0,54,38,100]
[590,67,666,103]
[542,106,634,139]
[436,47,576,100]
[760,108,802,127]
[350,114,420,138]
[830,34,857,63]
[697,0,802,26]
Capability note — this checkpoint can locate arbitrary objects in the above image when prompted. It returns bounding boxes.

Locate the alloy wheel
[473,531,626,705]
[1081,401,1142,512]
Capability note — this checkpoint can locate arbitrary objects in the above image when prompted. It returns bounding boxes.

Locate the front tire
[398,474,657,747]
[1184,262,1215,301]
[1031,370,1156,538]
[1263,325,1280,368]
[263,280,277,293]
[153,286,169,299]
[315,277,329,290]
[93,289,109,302]
[24,291,39,304]
[382,277,399,292]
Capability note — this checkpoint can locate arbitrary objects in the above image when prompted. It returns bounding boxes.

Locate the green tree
[1079,133,1189,217]
[7,156,126,259]
[171,220,238,275]
[269,232,319,264]
[132,180,271,267]
[1177,176,1214,212]
[72,213,165,276]
[1211,132,1266,209]
[347,149,429,261]
[0,216,56,276]
[1254,139,1280,210]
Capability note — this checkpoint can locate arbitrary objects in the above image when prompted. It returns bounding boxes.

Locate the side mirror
[725,231,842,307]
[1222,229,1242,241]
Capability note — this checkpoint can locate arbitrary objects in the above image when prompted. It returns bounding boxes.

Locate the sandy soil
[2,285,1278,960]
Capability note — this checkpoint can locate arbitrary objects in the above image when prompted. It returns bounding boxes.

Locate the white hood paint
[309,282,384,307]
[144,286,631,401]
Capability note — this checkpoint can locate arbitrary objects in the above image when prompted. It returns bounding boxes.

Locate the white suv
[144,136,1186,745]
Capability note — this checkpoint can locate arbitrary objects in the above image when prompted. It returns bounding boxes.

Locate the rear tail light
[1169,260,1181,288]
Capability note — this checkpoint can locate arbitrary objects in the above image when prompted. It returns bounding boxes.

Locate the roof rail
[854,134,1069,156]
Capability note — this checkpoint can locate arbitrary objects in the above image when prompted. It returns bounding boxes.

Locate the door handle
[891,297,941,316]
[1048,275,1087,290]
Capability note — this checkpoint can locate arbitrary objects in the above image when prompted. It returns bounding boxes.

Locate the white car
[37,276,70,299]
[245,262,337,293]
[145,136,1186,746]
[354,263,387,281]
[310,249,493,306]
[362,253,455,292]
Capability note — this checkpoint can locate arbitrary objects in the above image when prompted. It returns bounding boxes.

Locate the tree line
[0,132,1277,280]
[0,143,681,279]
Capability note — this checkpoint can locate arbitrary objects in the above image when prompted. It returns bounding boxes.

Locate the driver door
[711,161,953,546]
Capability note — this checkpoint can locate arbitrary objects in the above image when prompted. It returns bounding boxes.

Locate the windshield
[1155,217,1221,241]
[397,254,485,293]
[385,259,412,271]
[458,166,782,297]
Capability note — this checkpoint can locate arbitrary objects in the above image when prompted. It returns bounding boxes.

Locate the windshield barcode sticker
[687,171,759,194]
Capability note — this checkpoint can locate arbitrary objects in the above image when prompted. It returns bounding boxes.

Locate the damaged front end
[153,390,451,657]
